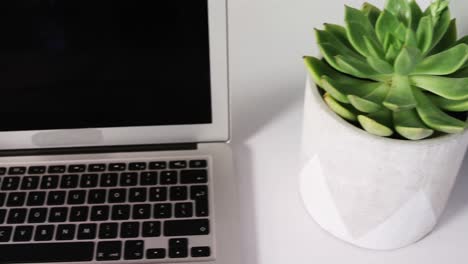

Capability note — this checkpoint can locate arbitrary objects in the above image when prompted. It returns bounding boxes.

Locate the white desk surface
[228,0,468,263]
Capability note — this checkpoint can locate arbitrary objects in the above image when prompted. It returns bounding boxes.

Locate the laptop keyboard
[0,158,213,263]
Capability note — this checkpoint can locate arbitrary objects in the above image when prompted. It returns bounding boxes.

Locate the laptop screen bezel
[0,0,229,151]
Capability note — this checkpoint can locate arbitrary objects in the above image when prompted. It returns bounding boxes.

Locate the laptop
[0,0,240,263]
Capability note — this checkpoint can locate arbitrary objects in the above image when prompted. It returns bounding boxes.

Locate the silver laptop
[0,0,239,263]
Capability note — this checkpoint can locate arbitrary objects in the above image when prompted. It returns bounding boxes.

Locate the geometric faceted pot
[300,79,468,250]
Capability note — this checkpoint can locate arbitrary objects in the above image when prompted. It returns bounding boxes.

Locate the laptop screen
[0,0,212,132]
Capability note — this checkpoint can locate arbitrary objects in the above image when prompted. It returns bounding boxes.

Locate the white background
[228,0,468,263]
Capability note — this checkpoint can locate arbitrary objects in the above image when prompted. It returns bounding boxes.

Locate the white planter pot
[299,79,468,250]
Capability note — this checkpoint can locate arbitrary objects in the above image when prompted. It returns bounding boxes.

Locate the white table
[228,0,468,263]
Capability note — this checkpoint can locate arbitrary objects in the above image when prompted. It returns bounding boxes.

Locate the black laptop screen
[0,0,212,131]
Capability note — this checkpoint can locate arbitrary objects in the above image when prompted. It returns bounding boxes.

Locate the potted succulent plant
[300,0,468,250]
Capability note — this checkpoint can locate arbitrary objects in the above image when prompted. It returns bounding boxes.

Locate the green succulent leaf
[345,6,384,58]
[394,109,434,140]
[385,42,400,63]
[323,93,358,122]
[412,44,468,75]
[456,36,468,45]
[428,94,468,112]
[376,11,401,44]
[416,16,433,54]
[386,0,412,27]
[431,19,457,55]
[394,47,422,75]
[450,67,468,78]
[430,8,452,52]
[413,88,466,133]
[411,75,468,100]
[316,29,362,60]
[335,55,388,81]
[384,75,417,111]
[362,2,382,26]
[367,57,394,74]
[348,95,382,113]
[409,0,423,30]
[363,83,391,103]
[358,109,394,137]
[324,23,355,51]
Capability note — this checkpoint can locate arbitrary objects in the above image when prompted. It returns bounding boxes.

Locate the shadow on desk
[231,80,304,264]
[437,154,468,228]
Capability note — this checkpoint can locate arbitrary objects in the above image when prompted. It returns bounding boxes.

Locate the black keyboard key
[80,174,98,188]
[40,175,59,189]
[8,167,26,175]
[0,242,94,263]
[169,238,188,258]
[180,170,208,184]
[88,189,107,204]
[77,224,97,240]
[99,223,118,239]
[0,226,12,242]
[0,167,6,175]
[56,224,76,240]
[140,171,158,185]
[121,222,140,238]
[0,209,6,224]
[2,177,20,190]
[154,203,172,219]
[7,208,27,224]
[191,247,211,257]
[169,160,187,169]
[49,207,68,222]
[91,206,110,221]
[28,208,48,223]
[68,190,86,205]
[13,225,33,242]
[70,206,89,222]
[109,163,126,171]
[27,191,46,206]
[89,163,107,172]
[28,166,46,174]
[175,202,193,218]
[149,187,167,201]
[129,162,146,171]
[124,240,144,260]
[189,160,208,168]
[191,185,208,200]
[120,172,138,186]
[149,161,167,170]
[108,188,127,203]
[164,219,210,236]
[111,205,130,220]
[48,165,66,174]
[100,173,118,187]
[97,241,122,261]
[170,186,188,201]
[142,221,161,237]
[7,192,26,207]
[147,248,166,259]
[133,204,151,219]
[169,238,188,248]
[34,225,54,241]
[21,176,40,190]
[61,174,79,189]
[0,193,5,206]
[47,191,66,205]
[68,164,86,173]
[160,171,178,185]
[129,188,147,202]
[196,199,209,217]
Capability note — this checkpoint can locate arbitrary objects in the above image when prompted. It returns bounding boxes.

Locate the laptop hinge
[0,143,198,157]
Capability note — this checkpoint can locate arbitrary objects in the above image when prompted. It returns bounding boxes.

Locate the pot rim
[306,77,468,147]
